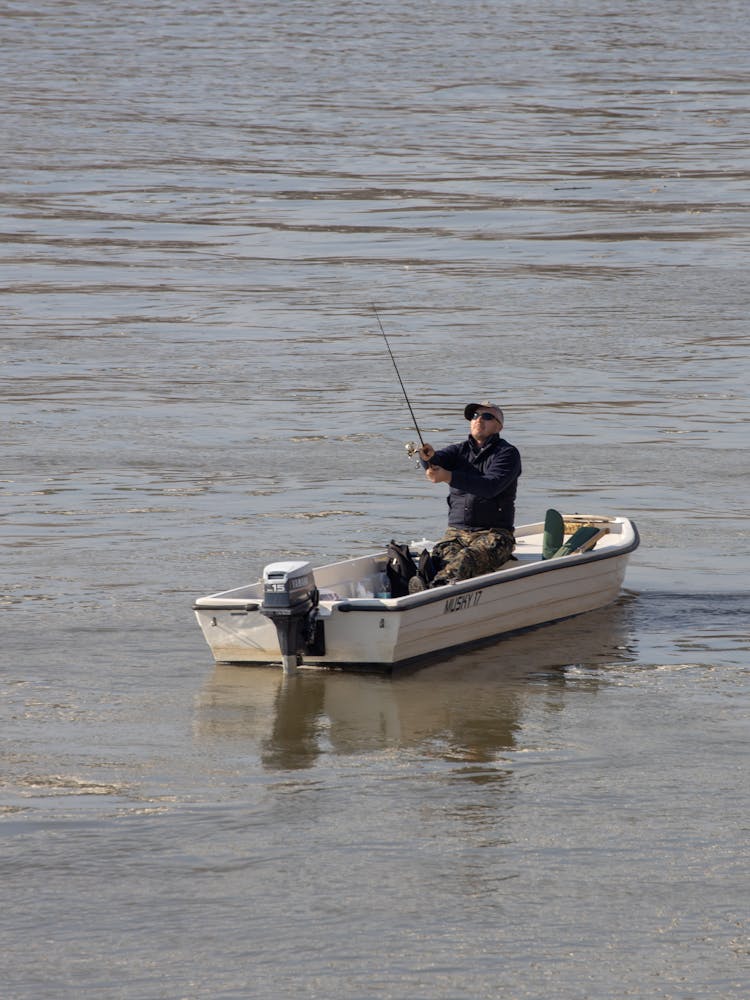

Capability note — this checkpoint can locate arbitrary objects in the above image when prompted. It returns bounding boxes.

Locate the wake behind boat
[193,512,639,673]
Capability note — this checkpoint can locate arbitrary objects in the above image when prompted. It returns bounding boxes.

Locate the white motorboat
[193,512,639,673]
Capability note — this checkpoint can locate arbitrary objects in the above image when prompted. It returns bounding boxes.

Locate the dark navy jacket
[427,434,521,532]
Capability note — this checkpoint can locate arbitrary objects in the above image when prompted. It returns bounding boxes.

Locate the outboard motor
[259,561,321,673]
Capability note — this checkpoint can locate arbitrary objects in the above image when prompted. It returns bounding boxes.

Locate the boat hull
[194,515,639,671]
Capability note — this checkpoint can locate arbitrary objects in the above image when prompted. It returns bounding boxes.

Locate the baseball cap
[464,400,504,424]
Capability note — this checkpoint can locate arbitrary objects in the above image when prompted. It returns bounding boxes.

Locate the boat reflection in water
[194,596,638,772]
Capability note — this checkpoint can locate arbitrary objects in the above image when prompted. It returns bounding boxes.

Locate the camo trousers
[431,527,515,584]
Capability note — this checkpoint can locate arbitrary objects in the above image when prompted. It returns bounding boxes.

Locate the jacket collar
[468,432,500,455]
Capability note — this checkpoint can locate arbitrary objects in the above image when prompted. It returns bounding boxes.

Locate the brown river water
[1,2,748,998]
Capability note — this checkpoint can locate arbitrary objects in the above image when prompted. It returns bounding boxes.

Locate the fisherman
[411,400,522,591]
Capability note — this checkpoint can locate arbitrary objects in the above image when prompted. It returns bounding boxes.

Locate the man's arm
[419,442,461,470]
[418,442,462,483]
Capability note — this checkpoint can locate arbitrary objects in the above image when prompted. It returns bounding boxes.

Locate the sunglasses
[471,411,499,422]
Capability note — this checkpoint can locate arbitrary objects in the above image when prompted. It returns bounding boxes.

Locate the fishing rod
[372,304,426,451]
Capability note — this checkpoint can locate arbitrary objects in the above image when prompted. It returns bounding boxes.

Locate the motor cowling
[259,561,321,672]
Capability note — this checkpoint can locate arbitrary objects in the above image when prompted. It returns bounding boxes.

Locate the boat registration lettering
[444,590,482,614]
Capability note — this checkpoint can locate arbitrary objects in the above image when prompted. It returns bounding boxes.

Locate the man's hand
[419,443,451,483]
[426,465,452,484]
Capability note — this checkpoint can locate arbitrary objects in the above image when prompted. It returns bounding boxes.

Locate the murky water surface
[1,2,748,998]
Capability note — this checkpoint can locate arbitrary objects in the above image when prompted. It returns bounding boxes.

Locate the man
[412,400,521,591]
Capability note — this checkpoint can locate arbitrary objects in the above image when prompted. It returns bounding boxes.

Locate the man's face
[470,410,501,444]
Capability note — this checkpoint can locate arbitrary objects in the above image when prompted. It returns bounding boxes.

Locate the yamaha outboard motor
[259,561,321,673]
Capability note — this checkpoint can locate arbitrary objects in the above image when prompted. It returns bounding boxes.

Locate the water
[1,2,749,997]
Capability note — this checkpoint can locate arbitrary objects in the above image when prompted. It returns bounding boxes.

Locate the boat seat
[552,525,607,558]
[542,508,565,559]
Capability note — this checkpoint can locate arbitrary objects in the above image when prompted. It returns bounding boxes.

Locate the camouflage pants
[431,527,515,584]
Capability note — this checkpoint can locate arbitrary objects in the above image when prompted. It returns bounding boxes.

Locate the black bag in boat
[386,540,418,597]
[418,547,438,585]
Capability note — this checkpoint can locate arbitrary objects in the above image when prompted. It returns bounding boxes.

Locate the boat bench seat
[542,509,612,560]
